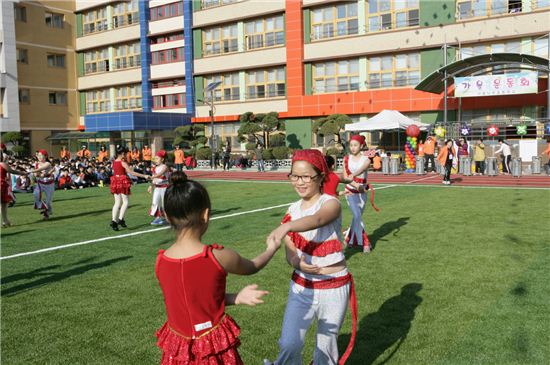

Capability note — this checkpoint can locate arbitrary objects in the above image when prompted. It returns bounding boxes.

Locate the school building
[1,0,549,154]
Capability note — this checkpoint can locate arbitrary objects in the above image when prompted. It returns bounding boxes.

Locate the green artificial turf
[1,181,549,364]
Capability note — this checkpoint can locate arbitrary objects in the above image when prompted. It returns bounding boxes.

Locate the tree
[1,132,25,156]
[312,114,352,149]
[173,124,208,158]
[238,111,285,148]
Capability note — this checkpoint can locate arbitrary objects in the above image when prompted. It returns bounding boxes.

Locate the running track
[184,170,550,188]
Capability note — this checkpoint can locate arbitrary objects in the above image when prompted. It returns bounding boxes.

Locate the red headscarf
[291,149,330,181]
[37,149,48,157]
[350,134,366,146]
[156,150,167,158]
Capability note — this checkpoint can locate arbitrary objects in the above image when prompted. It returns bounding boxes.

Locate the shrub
[262,148,274,160]
[245,142,256,151]
[272,146,290,160]
[196,147,212,160]
[326,147,344,157]
[269,134,286,147]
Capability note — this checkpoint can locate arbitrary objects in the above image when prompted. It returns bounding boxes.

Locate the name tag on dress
[194,321,212,332]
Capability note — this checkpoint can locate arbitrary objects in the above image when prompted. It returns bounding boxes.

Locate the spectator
[222,145,231,171]
[142,144,152,168]
[131,147,140,162]
[14,174,32,193]
[58,170,75,190]
[424,135,437,173]
[474,139,486,175]
[255,143,265,172]
[98,145,109,162]
[541,138,550,174]
[173,145,184,171]
[77,145,91,159]
[494,139,512,174]
[85,166,98,187]
[60,146,70,160]
[418,140,425,159]
[372,152,382,171]
[437,139,457,185]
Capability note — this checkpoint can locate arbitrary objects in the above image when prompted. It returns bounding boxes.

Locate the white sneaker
[263,360,273,365]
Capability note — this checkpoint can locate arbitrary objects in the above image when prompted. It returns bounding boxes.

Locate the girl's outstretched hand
[267,223,290,249]
[294,256,321,275]
[235,284,269,306]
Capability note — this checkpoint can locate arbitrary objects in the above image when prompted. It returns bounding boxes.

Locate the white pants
[149,187,166,217]
[275,270,350,365]
[345,192,368,246]
[34,182,54,214]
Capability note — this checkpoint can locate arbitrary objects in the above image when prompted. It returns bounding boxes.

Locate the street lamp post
[204,81,222,169]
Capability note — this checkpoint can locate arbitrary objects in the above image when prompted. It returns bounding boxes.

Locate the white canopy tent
[344,110,430,132]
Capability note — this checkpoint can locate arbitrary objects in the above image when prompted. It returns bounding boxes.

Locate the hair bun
[170,171,188,186]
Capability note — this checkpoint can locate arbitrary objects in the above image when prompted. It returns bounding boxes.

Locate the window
[86,89,110,113]
[150,32,184,44]
[153,93,186,109]
[150,1,184,21]
[113,0,139,28]
[14,5,26,22]
[534,0,550,9]
[45,12,64,28]
[457,0,520,20]
[115,84,142,110]
[246,68,285,99]
[18,89,30,104]
[151,47,185,64]
[47,54,65,68]
[84,48,109,74]
[83,7,108,35]
[201,0,238,9]
[204,73,239,101]
[152,78,186,88]
[313,59,359,94]
[48,91,67,105]
[203,24,238,56]
[533,37,549,58]
[460,39,521,60]
[311,3,358,40]
[368,0,419,32]
[17,48,28,64]
[245,15,285,50]
[367,53,420,88]
[113,42,141,70]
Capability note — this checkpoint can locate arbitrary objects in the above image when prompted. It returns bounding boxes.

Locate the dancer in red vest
[110,146,150,231]
[155,171,281,364]
[1,145,27,227]
[30,149,56,220]
[264,149,357,365]
[148,150,169,225]
[343,135,376,253]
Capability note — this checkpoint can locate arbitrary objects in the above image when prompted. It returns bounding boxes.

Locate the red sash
[292,272,358,365]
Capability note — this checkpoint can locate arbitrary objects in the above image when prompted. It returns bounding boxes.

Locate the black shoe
[118,219,127,228]
[110,221,119,231]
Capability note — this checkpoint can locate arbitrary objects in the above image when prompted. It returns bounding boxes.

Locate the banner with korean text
[454,72,538,97]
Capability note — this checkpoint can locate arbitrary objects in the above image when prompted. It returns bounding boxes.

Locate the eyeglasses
[288,174,318,183]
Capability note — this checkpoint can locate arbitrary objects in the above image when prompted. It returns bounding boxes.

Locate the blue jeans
[257,159,265,172]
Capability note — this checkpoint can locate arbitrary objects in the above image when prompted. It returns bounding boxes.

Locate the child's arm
[225,284,269,306]
[267,200,340,244]
[30,162,52,174]
[284,236,321,274]
[122,161,151,180]
[150,164,168,179]
[213,239,281,276]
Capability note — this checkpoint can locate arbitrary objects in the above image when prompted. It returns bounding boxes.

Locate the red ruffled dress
[110,160,131,195]
[155,244,243,365]
[0,165,12,204]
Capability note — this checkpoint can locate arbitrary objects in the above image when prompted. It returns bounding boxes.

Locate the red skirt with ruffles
[110,175,131,195]
[156,314,243,365]
[1,180,11,204]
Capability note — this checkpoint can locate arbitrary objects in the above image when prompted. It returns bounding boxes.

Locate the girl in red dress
[1,146,27,227]
[110,146,150,231]
[155,171,281,365]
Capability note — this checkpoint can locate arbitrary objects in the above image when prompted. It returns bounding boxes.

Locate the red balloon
[486,125,499,137]
[406,125,420,137]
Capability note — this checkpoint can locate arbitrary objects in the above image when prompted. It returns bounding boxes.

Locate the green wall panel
[79,92,86,116]
[192,0,201,12]
[303,9,311,44]
[194,76,204,103]
[420,47,456,79]
[193,29,202,59]
[77,53,84,77]
[419,0,455,27]
[76,13,83,37]
[286,118,312,149]
[304,64,312,96]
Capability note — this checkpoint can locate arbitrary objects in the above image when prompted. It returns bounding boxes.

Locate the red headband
[0,143,6,150]
[37,149,48,157]
[350,134,366,146]
[156,150,167,158]
[291,149,330,180]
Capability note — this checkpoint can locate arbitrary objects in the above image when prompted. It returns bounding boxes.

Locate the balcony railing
[82,14,139,36]
[245,88,286,100]
[457,2,523,20]
[111,58,141,71]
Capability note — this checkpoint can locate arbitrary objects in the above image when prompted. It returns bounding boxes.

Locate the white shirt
[494,143,511,156]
